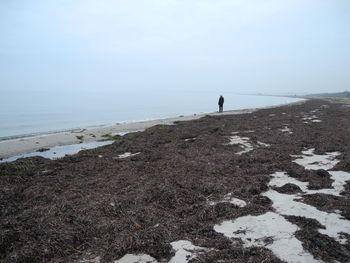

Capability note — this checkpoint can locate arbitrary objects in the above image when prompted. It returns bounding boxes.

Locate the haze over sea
[1,1,348,142]
[0,90,301,140]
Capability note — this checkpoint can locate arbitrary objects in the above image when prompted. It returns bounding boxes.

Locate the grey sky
[1,0,349,95]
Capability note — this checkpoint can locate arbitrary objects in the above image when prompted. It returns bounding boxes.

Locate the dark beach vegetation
[1,99,350,263]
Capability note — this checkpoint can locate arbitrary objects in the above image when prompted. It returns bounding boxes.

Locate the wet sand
[0,103,298,159]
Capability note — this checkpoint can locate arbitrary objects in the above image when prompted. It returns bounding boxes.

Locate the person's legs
[219,105,223,112]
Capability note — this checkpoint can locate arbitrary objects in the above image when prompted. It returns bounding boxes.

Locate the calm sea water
[0,90,302,140]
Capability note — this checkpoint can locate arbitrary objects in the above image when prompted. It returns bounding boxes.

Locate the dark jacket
[218,96,224,106]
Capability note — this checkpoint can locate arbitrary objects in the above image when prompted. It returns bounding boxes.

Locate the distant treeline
[307,91,350,98]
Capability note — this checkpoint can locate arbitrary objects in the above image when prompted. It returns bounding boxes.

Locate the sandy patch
[263,188,350,244]
[214,147,350,262]
[111,129,145,136]
[225,136,253,154]
[280,126,293,134]
[184,137,197,142]
[115,152,141,159]
[208,193,247,207]
[114,254,157,263]
[169,240,209,263]
[0,108,257,159]
[225,134,270,155]
[291,148,340,170]
[270,171,350,196]
[214,212,321,263]
[113,240,208,263]
[302,113,322,124]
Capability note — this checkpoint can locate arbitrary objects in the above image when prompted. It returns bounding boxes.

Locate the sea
[0,90,302,141]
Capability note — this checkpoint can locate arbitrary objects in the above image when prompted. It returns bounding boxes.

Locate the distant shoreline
[0,99,305,159]
[0,94,304,141]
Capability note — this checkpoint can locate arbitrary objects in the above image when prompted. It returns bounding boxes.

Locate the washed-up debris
[1,99,350,263]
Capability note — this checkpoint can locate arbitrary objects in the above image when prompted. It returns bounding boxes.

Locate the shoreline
[2,98,350,263]
[0,100,305,159]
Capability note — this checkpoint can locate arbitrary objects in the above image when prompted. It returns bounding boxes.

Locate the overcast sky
[1,0,349,95]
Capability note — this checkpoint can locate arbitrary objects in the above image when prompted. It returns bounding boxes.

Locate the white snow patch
[169,240,209,263]
[116,152,141,159]
[214,212,322,263]
[291,148,340,170]
[208,193,247,207]
[114,254,157,263]
[311,119,322,123]
[184,137,196,142]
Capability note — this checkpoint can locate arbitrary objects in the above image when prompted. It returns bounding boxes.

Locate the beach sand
[0,100,308,160]
[0,108,260,159]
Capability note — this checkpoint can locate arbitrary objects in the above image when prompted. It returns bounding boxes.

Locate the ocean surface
[0,90,302,140]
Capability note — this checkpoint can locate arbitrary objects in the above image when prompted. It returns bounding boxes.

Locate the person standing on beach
[218,95,224,113]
